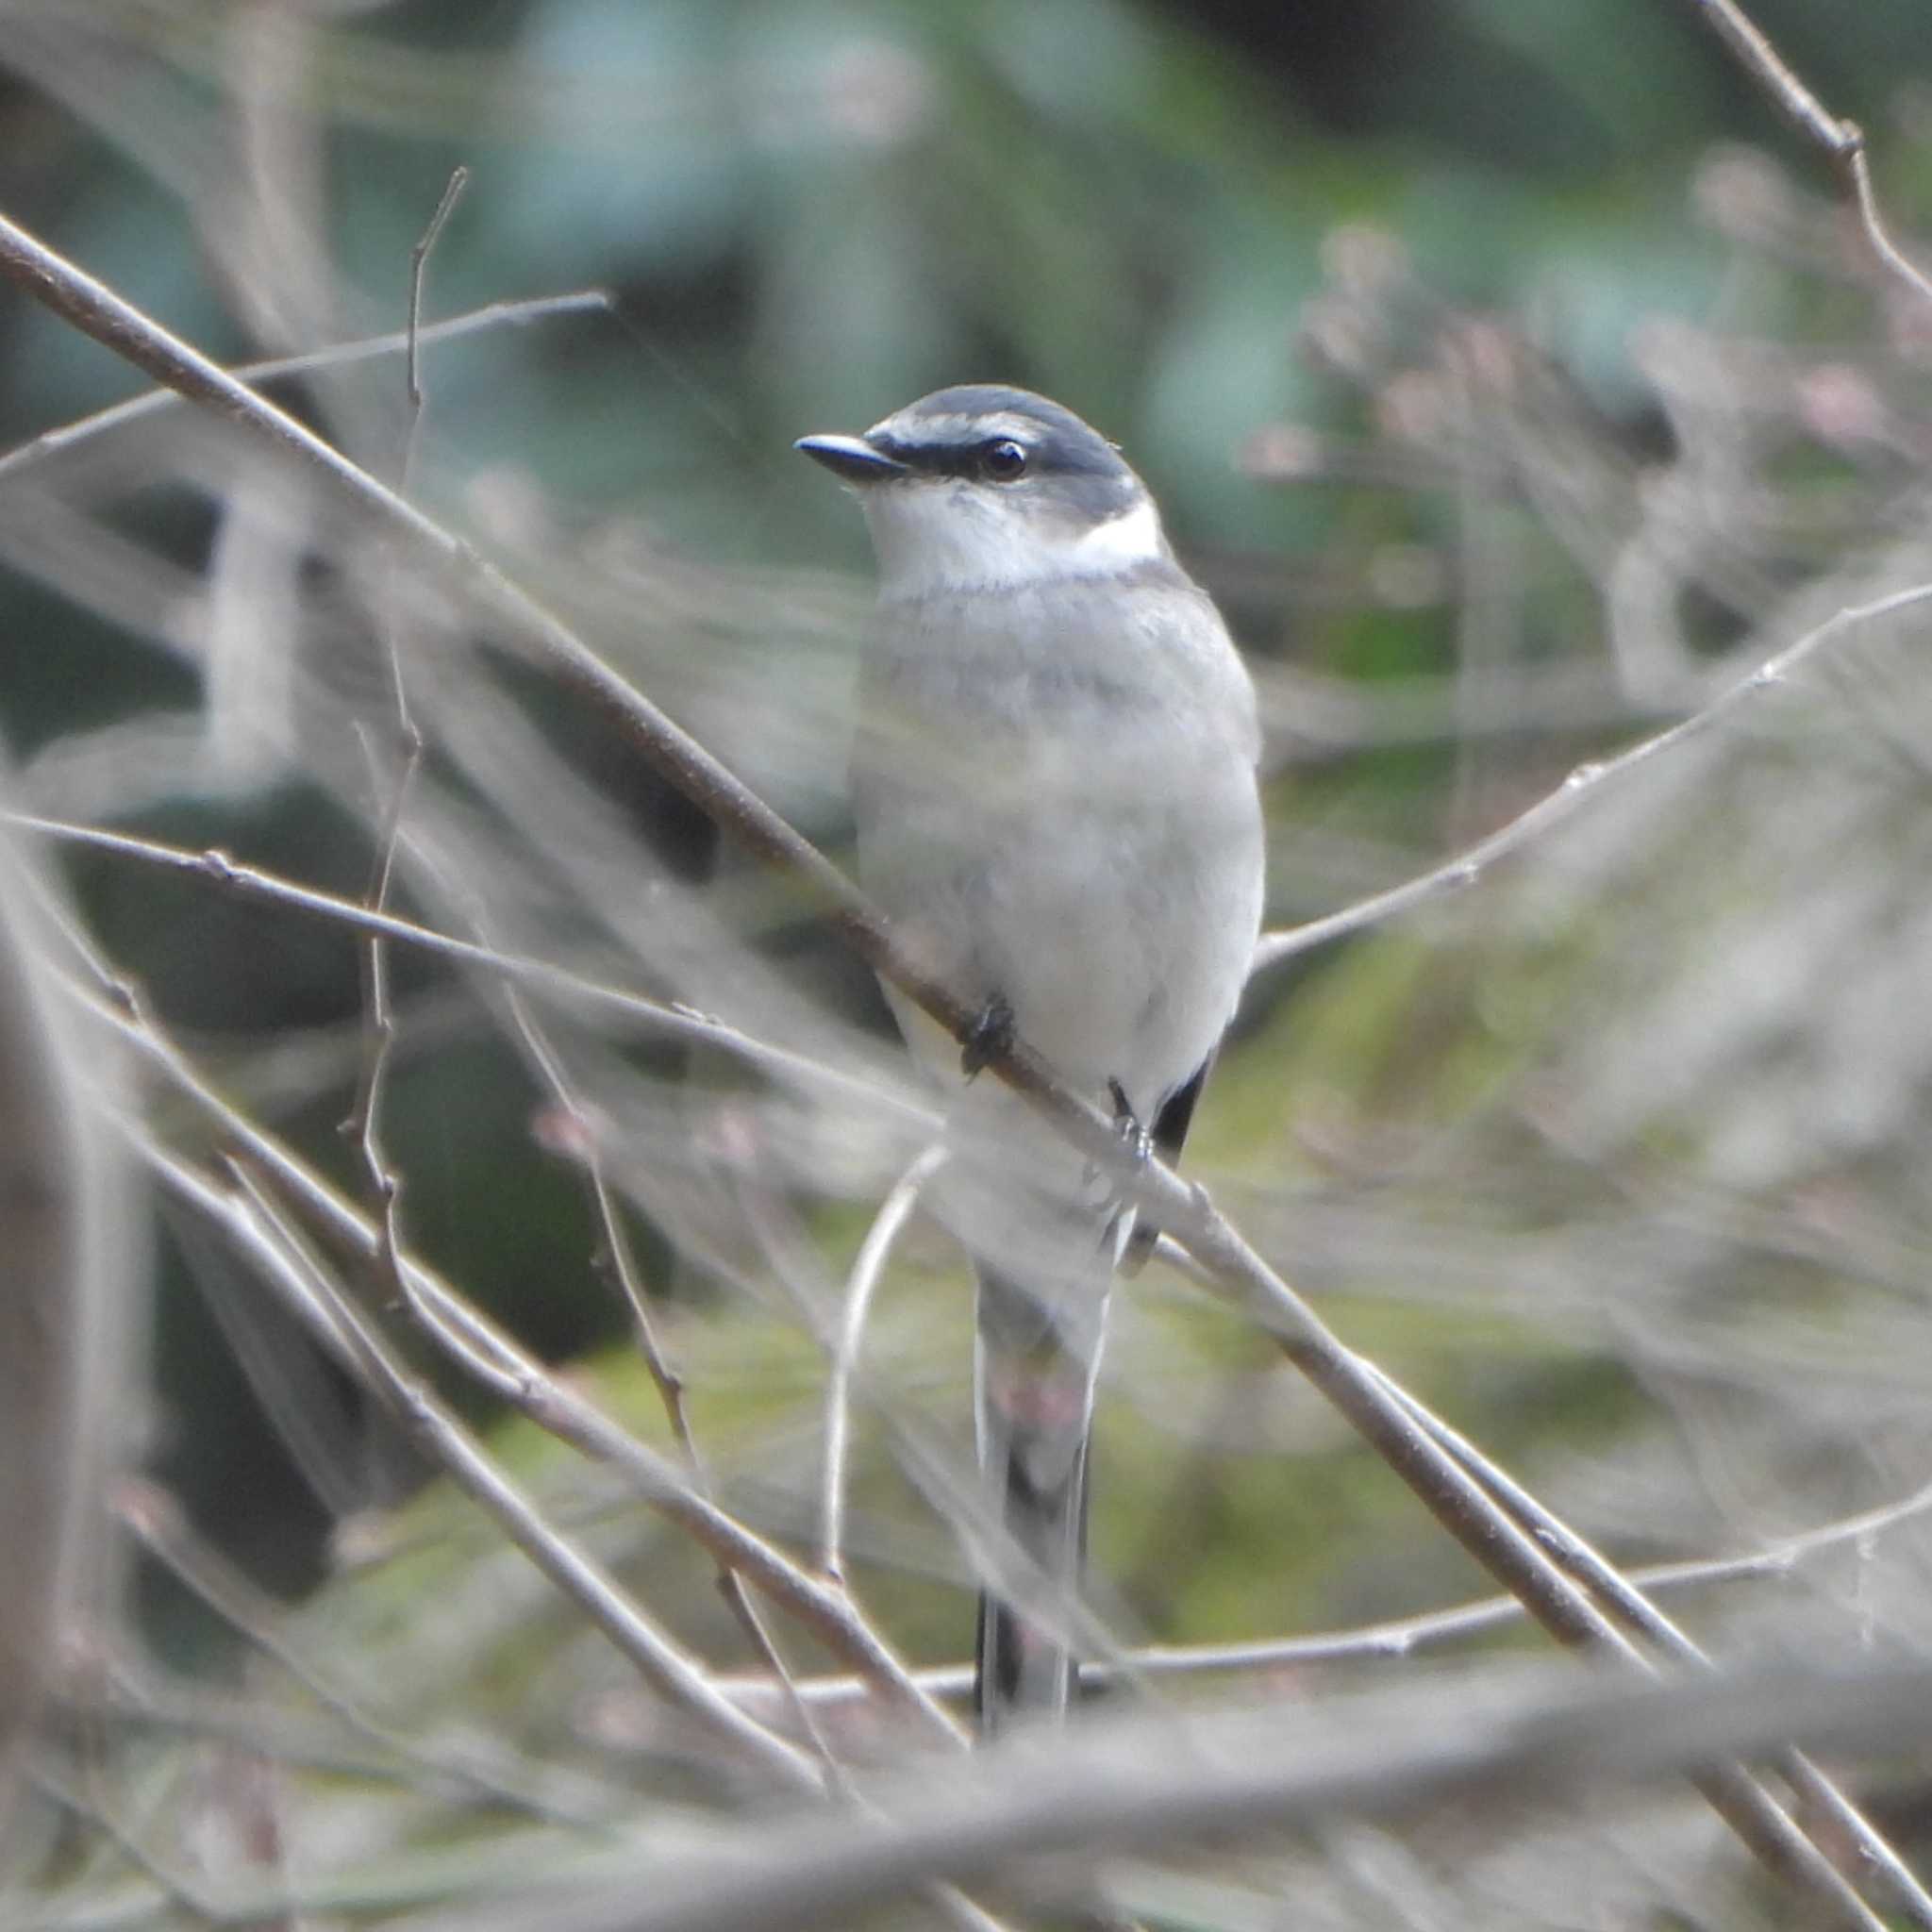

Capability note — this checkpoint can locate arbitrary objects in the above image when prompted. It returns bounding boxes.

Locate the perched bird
[797,386,1264,1731]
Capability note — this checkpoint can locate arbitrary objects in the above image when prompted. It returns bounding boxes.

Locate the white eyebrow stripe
[869,410,1041,448]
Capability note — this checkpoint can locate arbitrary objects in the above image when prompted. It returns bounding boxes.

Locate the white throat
[864,488,1166,599]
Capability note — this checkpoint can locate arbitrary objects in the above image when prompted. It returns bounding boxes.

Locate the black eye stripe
[868,433,1036,480]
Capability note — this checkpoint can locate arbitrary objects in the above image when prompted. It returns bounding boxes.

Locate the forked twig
[1683,0,1932,306]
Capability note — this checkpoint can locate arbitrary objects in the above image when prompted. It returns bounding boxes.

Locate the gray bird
[797,386,1264,1731]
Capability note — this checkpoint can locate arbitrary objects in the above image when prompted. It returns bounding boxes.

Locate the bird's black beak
[794,433,908,485]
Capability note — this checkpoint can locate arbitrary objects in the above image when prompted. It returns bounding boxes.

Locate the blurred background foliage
[9,1,1932,1924]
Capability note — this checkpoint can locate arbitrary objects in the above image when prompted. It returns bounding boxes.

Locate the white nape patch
[1072,495,1163,573]
[865,486,1168,598]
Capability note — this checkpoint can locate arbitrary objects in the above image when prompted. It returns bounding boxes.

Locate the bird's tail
[972,1261,1106,1732]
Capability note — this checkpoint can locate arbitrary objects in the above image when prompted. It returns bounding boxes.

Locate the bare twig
[417,1659,1932,1932]
[1682,0,1932,306]
[1368,1366,1932,1930]
[10,813,927,1130]
[1154,1232,1931,1924]
[341,170,467,1302]
[722,1464,1932,1709]
[470,915,706,1457]
[819,1142,947,1581]
[61,974,963,1745]
[208,1152,826,1789]
[149,1119,1005,1928]
[485,959,855,1785]
[406,167,469,415]
[1843,142,1932,308]
[1251,582,1932,974]
[1685,0,1851,152]
[0,290,611,490]
[341,708,419,1273]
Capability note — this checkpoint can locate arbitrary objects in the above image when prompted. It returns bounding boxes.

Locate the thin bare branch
[63,974,964,1746]
[407,166,470,413]
[10,813,927,1130]
[1252,582,1932,974]
[1684,0,1853,153]
[0,290,612,490]
[341,714,420,1279]
[1843,139,1932,309]
[479,944,705,1458]
[420,1658,1932,1932]
[819,1143,947,1581]
[1681,0,1932,305]
[1368,1366,1932,1929]
[341,168,466,1318]
[483,953,858,1788]
[715,1518,1869,1713]
[208,1152,826,1790]
[140,1140,1007,1932]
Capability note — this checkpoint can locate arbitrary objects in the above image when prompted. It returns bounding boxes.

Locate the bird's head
[796,384,1170,599]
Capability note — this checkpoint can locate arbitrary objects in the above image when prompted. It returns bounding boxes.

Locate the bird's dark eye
[980,438,1028,482]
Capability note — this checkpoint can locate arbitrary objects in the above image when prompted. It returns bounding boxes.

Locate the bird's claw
[961,993,1016,1080]
[1108,1078,1153,1166]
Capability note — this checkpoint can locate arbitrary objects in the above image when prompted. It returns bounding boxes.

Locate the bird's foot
[960,992,1016,1080]
[1108,1078,1153,1166]
[1096,1079,1155,1260]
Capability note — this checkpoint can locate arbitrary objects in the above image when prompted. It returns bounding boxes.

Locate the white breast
[864,485,1167,599]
